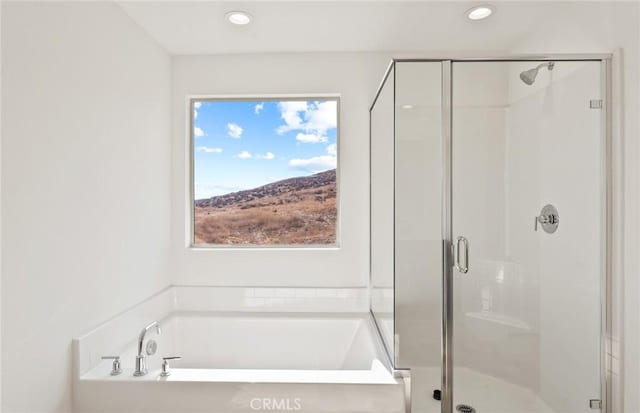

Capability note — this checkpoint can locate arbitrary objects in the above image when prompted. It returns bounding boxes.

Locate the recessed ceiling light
[401,104,414,110]
[226,11,252,25]
[466,5,494,21]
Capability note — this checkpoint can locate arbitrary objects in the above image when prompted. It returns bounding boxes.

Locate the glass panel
[191,98,338,247]
[451,61,603,412]
[371,65,395,359]
[393,62,443,394]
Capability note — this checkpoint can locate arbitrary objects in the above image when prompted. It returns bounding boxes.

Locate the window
[191,97,339,247]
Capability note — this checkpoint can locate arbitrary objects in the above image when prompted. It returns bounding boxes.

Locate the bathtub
[73,287,407,413]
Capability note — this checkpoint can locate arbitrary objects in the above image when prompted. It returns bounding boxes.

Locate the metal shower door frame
[370,54,612,413]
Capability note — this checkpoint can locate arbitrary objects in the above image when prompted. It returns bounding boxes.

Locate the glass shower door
[450,60,604,413]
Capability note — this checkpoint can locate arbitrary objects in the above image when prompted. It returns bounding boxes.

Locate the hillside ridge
[195,169,336,209]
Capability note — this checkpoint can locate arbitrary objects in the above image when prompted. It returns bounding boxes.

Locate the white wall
[1,2,172,412]
[171,53,390,287]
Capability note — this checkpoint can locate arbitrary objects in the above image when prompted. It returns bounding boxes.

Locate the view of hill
[194,169,336,245]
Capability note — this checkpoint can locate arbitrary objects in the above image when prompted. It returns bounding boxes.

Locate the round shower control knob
[534,204,559,234]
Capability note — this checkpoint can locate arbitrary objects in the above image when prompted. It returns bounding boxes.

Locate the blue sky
[193,99,338,199]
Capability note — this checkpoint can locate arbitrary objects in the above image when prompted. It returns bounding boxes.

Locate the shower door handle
[454,236,469,274]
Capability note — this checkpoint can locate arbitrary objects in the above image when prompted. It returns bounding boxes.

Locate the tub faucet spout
[134,321,161,376]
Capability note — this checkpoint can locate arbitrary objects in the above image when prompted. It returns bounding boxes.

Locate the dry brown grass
[194,184,336,245]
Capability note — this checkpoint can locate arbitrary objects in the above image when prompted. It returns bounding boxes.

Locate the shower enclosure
[370,56,612,413]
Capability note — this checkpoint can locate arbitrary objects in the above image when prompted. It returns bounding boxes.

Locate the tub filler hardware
[101,356,122,376]
[534,204,559,233]
[134,321,161,377]
[160,356,182,377]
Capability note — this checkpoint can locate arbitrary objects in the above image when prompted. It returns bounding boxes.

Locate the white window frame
[187,94,341,249]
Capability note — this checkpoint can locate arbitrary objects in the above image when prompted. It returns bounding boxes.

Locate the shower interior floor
[411,367,556,413]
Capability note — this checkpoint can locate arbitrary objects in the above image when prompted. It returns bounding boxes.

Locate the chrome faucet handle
[160,356,182,377]
[101,356,122,376]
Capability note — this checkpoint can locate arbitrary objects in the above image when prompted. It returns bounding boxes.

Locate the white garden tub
[73,288,406,413]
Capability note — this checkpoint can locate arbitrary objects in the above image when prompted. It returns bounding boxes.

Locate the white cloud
[276,100,337,138]
[256,152,275,160]
[296,133,328,144]
[276,101,308,134]
[238,151,275,160]
[305,100,338,134]
[194,126,205,137]
[326,143,337,156]
[288,155,336,173]
[227,123,243,138]
[254,102,264,114]
[196,146,223,153]
[193,102,202,109]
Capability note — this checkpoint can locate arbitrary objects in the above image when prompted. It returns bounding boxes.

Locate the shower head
[519,68,538,85]
[519,62,555,85]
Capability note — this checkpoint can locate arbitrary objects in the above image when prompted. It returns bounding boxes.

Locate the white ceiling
[115,1,597,55]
